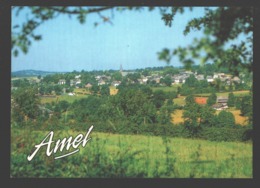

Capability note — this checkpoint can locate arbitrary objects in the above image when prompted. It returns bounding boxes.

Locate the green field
[11,128,252,178]
[173,96,186,106]
[193,90,250,97]
[40,94,89,104]
[11,76,38,80]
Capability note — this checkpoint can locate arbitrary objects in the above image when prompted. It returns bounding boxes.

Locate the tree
[115,89,157,124]
[207,93,217,106]
[240,95,252,119]
[100,85,110,96]
[227,92,235,107]
[199,105,216,127]
[53,85,63,95]
[142,69,150,77]
[91,84,100,95]
[162,66,179,76]
[185,95,195,106]
[152,90,167,109]
[156,104,173,125]
[163,7,253,75]
[39,85,45,95]
[212,78,224,92]
[57,100,70,113]
[160,76,172,87]
[235,97,242,109]
[112,72,123,81]
[158,48,172,65]
[184,75,198,87]
[198,80,208,88]
[182,102,201,136]
[182,95,202,135]
[12,79,30,88]
[12,87,41,123]
[71,96,103,122]
[217,111,235,127]
[127,73,141,83]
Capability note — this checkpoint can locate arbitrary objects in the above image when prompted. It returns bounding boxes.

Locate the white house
[58,79,66,85]
[75,75,81,79]
[206,76,214,83]
[68,92,75,96]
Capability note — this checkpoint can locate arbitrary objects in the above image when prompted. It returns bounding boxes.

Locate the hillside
[11,70,66,77]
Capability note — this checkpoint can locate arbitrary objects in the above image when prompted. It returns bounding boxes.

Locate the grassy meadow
[193,90,250,97]
[40,94,89,104]
[11,128,252,178]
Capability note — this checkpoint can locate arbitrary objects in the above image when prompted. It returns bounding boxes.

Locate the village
[50,67,244,111]
[59,69,242,88]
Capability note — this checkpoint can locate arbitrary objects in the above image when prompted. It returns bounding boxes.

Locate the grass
[173,96,186,106]
[74,88,91,95]
[193,90,250,97]
[40,94,89,104]
[11,128,252,178]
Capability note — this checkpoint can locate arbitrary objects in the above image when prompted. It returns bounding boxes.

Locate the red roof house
[195,97,208,105]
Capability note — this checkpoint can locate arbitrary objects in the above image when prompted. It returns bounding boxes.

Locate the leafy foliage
[12,87,41,122]
[217,111,235,127]
[240,95,253,124]
[227,92,235,107]
[161,7,253,75]
[207,93,217,106]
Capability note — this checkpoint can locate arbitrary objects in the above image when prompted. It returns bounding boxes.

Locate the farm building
[206,76,214,82]
[85,83,92,89]
[111,81,121,87]
[58,79,66,85]
[212,103,228,110]
[214,96,229,110]
[216,96,228,105]
[195,97,208,105]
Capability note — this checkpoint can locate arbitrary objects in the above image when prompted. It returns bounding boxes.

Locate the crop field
[171,109,248,125]
[171,110,184,124]
[74,88,91,95]
[109,86,118,95]
[11,128,252,178]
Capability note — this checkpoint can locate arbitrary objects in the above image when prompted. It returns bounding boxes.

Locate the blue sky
[12,7,208,72]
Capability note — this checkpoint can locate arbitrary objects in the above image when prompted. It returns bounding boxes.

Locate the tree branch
[47,6,115,15]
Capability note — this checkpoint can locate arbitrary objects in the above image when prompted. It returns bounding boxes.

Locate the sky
[11,7,209,72]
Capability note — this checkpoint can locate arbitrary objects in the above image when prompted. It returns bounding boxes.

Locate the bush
[217,111,235,127]
[19,118,252,143]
